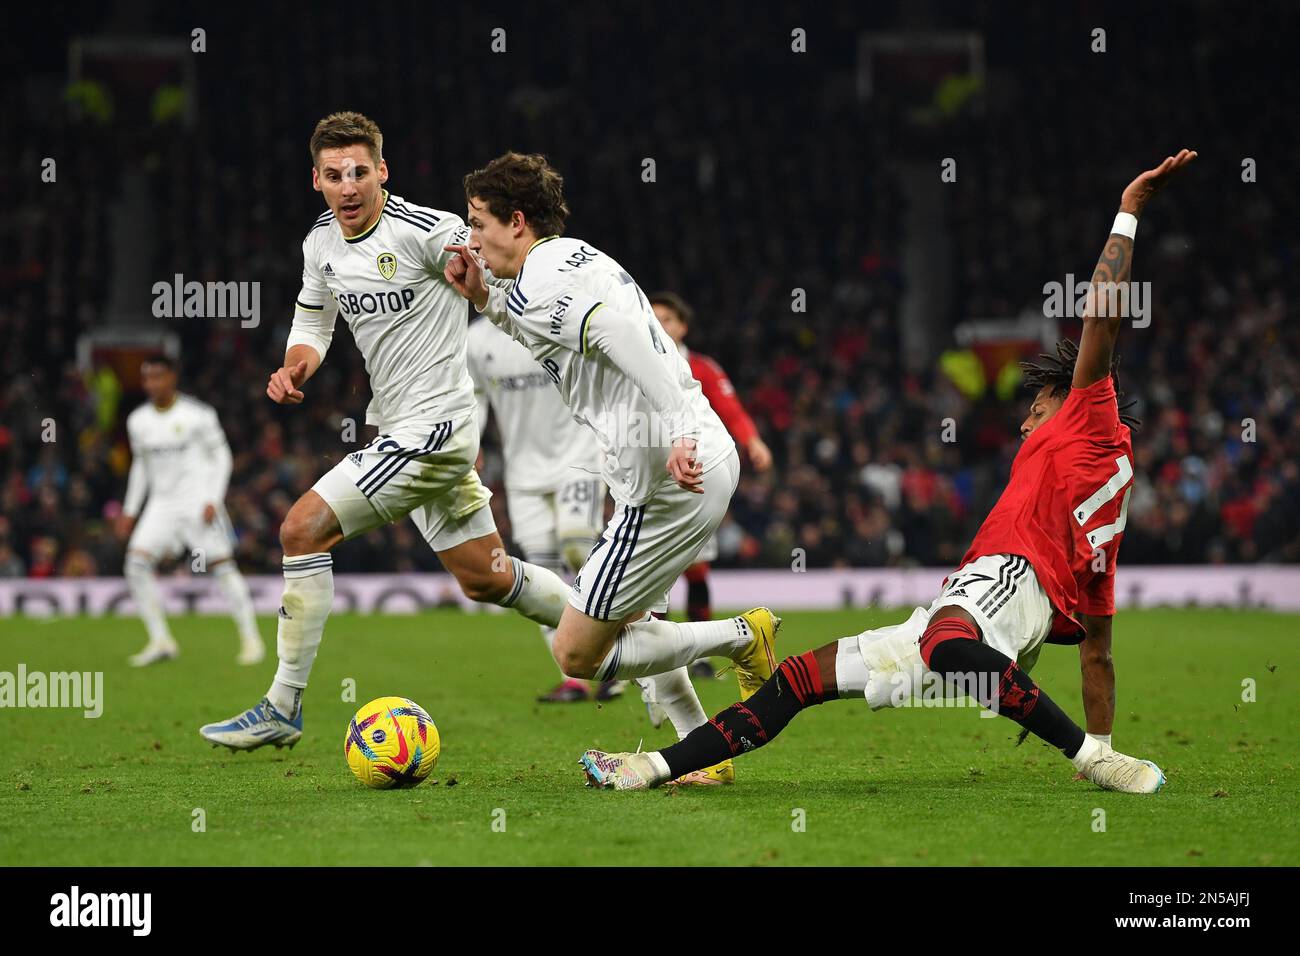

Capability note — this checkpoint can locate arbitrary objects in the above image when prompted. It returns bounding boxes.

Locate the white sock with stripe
[595,616,752,680]
[267,553,334,717]
[212,561,260,645]
[637,668,708,740]
[497,556,568,628]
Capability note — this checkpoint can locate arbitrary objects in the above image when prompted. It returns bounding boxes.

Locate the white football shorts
[693,531,720,564]
[840,552,1053,709]
[506,475,607,572]
[128,502,236,564]
[570,447,740,621]
[312,416,495,553]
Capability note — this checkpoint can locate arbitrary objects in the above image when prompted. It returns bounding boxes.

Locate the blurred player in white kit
[115,355,265,667]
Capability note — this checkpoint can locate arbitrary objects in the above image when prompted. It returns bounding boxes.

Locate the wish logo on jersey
[547,295,574,337]
[333,287,417,317]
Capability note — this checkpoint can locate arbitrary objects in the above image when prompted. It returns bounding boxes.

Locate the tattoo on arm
[1074,233,1135,388]
[1086,236,1133,319]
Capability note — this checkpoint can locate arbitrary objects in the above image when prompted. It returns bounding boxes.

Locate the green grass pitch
[1,608,1295,866]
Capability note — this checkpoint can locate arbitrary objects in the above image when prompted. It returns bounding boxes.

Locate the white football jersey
[122,394,232,516]
[482,236,732,505]
[466,316,602,493]
[289,190,476,429]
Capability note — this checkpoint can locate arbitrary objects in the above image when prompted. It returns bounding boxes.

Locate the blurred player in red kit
[651,292,773,679]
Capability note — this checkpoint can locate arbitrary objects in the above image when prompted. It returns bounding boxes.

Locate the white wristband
[1111,212,1138,240]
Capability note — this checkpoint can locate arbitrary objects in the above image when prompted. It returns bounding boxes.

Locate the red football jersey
[684,348,759,446]
[959,375,1134,638]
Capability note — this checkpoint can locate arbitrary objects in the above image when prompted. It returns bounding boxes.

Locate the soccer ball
[344,696,440,789]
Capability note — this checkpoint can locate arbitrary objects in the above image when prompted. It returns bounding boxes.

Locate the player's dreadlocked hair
[1020,339,1141,428]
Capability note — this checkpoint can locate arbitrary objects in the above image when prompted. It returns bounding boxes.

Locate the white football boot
[579,749,666,791]
[235,638,266,666]
[128,639,179,667]
[1073,737,1166,794]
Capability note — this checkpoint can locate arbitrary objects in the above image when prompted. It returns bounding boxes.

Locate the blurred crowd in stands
[3,3,1296,578]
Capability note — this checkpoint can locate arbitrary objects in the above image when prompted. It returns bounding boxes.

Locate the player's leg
[202,419,517,751]
[392,422,571,624]
[919,605,1161,791]
[556,477,606,571]
[321,419,573,628]
[208,558,264,664]
[632,601,698,733]
[548,608,712,757]
[685,561,712,622]
[123,551,179,665]
[262,489,343,714]
[624,594,711,764]
[553,607,712,724]
[684,549,716,678]
[123,509,180,666]
[504,488,589,702]
[582,606,940,789]
[554,476,624,701]
[921,604,1086,753]
[553,556,759,683]
[921,555,1163,793]
[193,505,264,665]
[432,523,571,626]
[581,639,861,789]
[555,449,776,696]
[200,474,349,749]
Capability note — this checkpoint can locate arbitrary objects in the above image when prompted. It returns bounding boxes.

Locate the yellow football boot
[669,758,735,786]
[731,607,781,701]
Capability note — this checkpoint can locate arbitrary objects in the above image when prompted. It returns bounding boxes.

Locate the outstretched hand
[1120,149,1197,216]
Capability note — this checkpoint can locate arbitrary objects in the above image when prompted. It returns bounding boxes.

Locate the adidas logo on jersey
[323,263,336,277]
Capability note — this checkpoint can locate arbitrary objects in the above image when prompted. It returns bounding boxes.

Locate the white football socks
[595,616,751,680]
[645,751,672,783]
[498,556,569,628]
[213,560,261,646]
[124,553,174,646]
[636,668,708,740]
[1070,732,1103,769]
[267,553,334,717]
